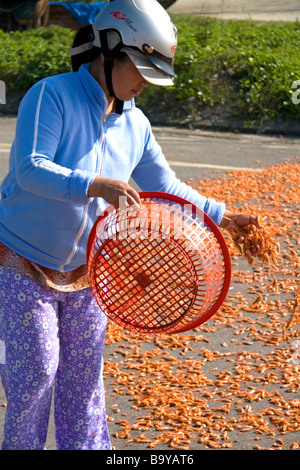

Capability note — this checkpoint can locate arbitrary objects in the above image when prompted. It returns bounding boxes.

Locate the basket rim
[86,191,232,333]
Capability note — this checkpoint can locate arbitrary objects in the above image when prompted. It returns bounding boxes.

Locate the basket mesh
[87,193,231,334]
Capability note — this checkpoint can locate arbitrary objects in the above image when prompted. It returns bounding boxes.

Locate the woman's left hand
[219,210,259,249]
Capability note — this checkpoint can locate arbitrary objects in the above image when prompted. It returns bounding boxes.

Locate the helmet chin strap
[99,31,124,115]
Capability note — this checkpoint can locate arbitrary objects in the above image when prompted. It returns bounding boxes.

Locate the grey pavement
[169,0,300,21]
[1,117,300,183]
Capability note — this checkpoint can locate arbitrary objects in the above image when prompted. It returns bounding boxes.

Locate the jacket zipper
[59,117,106,272]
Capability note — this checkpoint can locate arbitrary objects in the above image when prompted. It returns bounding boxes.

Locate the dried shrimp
[100,160,300,451]
[232,216,281,267]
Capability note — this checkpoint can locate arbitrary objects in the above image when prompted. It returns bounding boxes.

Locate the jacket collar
[78,63,134,116]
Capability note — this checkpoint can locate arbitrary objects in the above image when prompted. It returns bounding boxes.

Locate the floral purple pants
[0,267,111,450]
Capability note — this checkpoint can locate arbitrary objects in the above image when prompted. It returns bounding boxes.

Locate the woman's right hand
[87,176,141,209]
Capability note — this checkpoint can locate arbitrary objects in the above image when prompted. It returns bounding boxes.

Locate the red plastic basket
[87,192,231,334]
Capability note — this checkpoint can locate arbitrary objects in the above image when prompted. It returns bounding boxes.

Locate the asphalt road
[169,0,300,21]
[0,115,300,451]
[1,117,300,183]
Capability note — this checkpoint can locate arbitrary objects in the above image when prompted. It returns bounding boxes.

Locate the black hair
[71,24,101,72]
[71,24,128,114]
[71,25,129,72]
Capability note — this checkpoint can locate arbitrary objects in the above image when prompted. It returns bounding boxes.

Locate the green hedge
[0,26,73,92]
[0,16,300,123]
[137,15,300,123]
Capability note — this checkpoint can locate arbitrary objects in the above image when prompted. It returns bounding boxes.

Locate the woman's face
[112,55,150,102]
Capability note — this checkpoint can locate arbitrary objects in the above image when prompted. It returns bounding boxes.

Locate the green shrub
[0,26,73,93]
[1,17,300,124]
[138,15,300,122]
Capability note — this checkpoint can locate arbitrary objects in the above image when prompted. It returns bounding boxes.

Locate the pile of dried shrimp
[232,216,281,267]
[101,159,300,451]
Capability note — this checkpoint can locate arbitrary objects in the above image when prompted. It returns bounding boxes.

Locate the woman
[0,0,256,450]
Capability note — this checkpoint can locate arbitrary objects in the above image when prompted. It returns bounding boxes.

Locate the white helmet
[92,0,177,87]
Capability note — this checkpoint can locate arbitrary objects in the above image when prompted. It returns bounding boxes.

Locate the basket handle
[86,210,108,263]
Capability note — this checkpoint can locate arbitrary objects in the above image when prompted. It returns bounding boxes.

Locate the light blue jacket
[0,63,225,272]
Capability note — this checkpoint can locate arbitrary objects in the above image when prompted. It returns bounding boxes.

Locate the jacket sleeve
[13,80,95,205]
[131,125,226,226]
